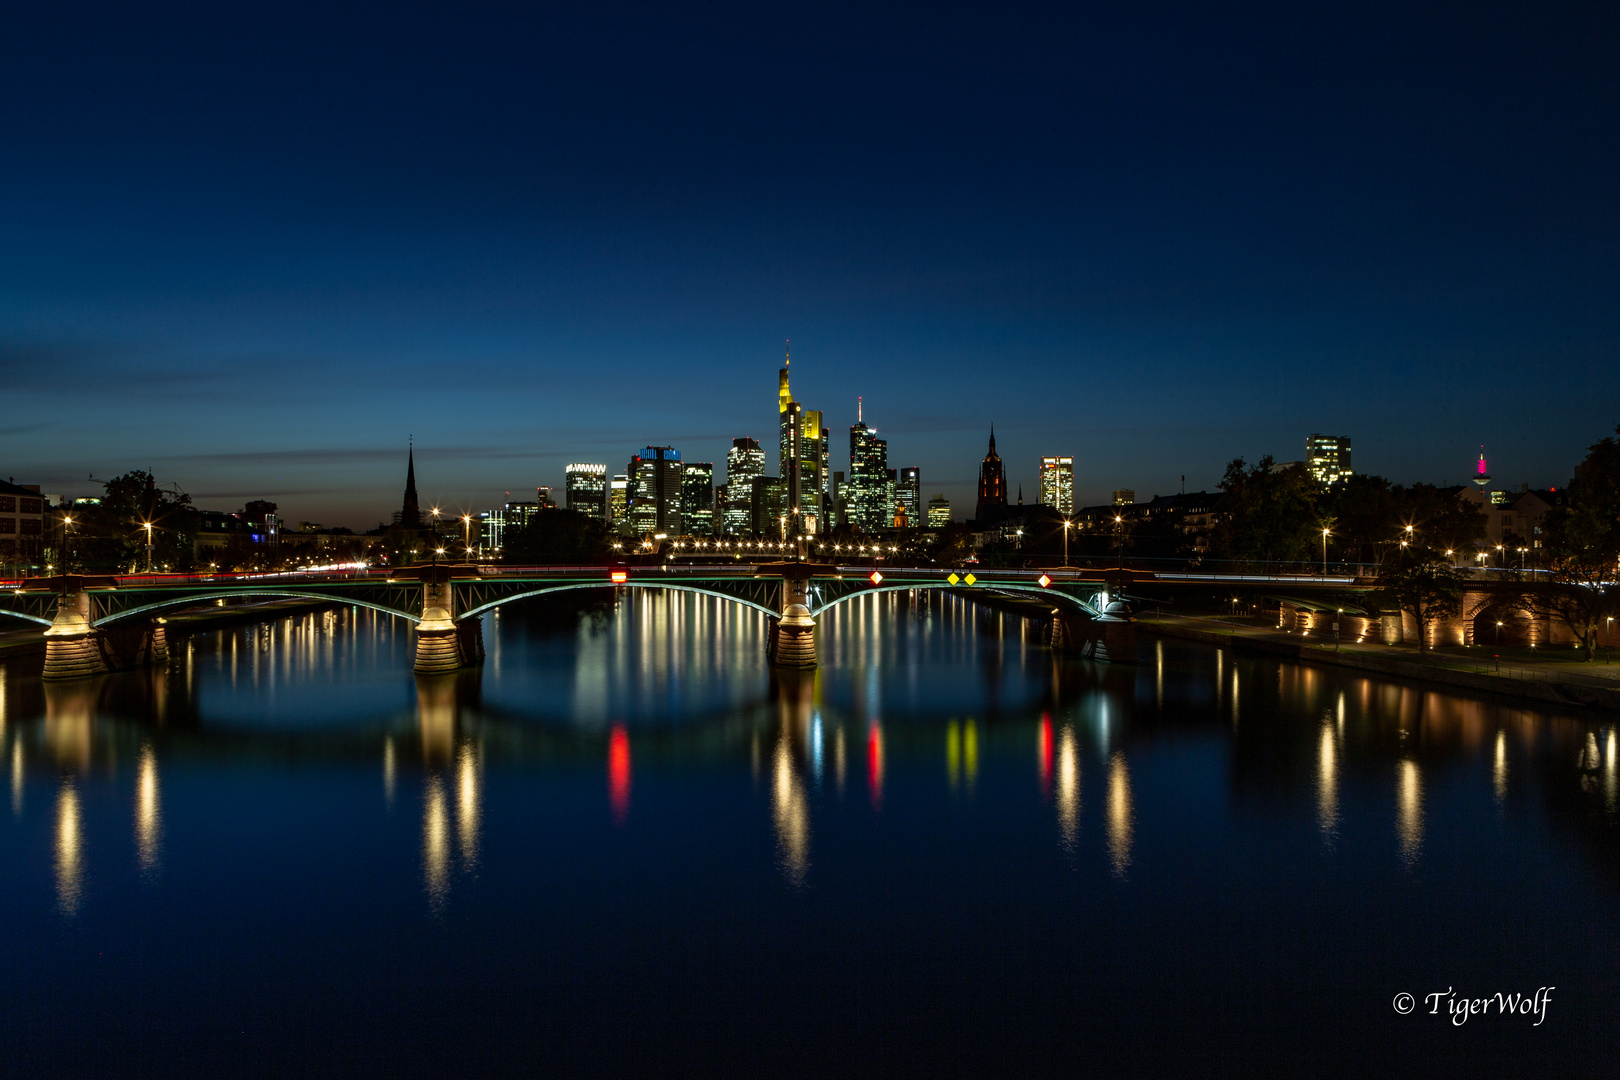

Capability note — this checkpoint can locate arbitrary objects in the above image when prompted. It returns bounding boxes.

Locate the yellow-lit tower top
[778,340,791,414]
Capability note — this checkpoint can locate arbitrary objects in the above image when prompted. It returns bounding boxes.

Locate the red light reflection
[608,725,631,825]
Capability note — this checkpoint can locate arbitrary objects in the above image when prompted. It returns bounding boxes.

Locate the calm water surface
[1,592,1616,1077]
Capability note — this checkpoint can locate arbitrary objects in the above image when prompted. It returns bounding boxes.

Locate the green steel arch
[91,589,422,627]
[456,581,779,622]
[809,581,1103,619]
[0,609,54,627]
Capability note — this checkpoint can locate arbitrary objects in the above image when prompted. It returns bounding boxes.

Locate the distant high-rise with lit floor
[627,447,683,536]
[681,463,714,536]
[1039,456,1074,514]
[927,495,951,528]
[848,399,890,532]
[565,464,607,520]
[724,437,765,535]
[896,467,920,527]
[1306,435,1352,486]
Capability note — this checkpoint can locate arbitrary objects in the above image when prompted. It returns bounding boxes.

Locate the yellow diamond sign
[964,573,977,586]
[946,572,960,585]
[1038,574,1051,588]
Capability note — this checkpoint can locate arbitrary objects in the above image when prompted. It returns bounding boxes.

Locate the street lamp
[1321,527,1331,575]
[142,521,154,573]
[462,515,472,560]
[1062,518,1072,567]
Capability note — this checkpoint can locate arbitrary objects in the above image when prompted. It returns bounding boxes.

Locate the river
[1,591,1615,1076]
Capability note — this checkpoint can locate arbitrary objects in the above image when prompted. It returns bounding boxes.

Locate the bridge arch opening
[455,582,779,622]
[91,590,423,628]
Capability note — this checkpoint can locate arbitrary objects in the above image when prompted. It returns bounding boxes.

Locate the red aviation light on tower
[868,570,883,585]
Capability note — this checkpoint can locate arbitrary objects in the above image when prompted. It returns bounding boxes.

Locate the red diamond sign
[1038,574,1051,588]
[869,571,883,585]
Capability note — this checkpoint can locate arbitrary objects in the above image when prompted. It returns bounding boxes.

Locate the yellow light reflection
[456,741,480,871]
[1056,725,1079,851]
[136,744,161,875]
[1397,759,1424,869]
[772,736,810,886]
[422,774,450,911]
[383,736,396,806]
[1493,730,1508,807]
[1106,751,1133,878]
[834,726,846,795]
[10,740,22,817]
[945,721,960,791]
[1316,723,1338,846]
[56,779,83,915]
[1606,728,1616,813]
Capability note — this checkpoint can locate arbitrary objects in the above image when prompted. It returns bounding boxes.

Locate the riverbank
[1138,612,1620,711]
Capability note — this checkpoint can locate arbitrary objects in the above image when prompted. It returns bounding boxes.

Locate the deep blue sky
[3,1,1616,526]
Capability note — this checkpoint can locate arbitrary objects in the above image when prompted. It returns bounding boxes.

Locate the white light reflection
[772,736,810,886]
[422,774,450,912]
[1397,759,1424,869]
[56,779,83,915]
[1493,730,1508,808]
[456,741,481,871]
[1106,751,1133,878]
[1056,725,1079,850]
[136,744,161,876]
[1316,723,1339,846]
[10,740,22,816]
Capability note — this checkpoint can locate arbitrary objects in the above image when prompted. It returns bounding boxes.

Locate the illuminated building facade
[608,474,630,532]
[897,467,920,527]
[564,464,607,520]
[627,446,683,536]
[1306,434,1352,486]
[927,495,951,528]
[724,437,765,535]
[1039,456,1074,514]
[848,402,891,532]
[681,462,715,536]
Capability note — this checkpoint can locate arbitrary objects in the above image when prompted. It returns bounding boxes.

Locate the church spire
[401,441,421,529]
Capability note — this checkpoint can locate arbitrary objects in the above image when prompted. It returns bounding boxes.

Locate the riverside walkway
[1137,613,1620,711]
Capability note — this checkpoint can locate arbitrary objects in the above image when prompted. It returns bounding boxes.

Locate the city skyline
[4,4,1615,527]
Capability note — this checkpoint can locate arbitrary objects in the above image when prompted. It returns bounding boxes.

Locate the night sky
[3,2,1616,527]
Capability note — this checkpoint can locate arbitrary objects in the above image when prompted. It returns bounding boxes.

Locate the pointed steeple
[1017,485,1024,506]
[401,441,421,529]
[988,425,997,456]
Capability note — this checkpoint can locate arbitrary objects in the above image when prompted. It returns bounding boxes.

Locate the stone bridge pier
[39,577,169,681]
[772,571,817,668]
[410,566,485,675]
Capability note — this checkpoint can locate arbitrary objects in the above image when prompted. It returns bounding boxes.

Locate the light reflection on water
[0,591,1616,1074]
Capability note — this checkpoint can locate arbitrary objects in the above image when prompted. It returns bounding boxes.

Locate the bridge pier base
[42,591,105,681]
[412,576,484,674]
[771,576,817,668]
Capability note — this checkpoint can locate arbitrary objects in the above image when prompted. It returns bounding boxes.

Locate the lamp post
[1062,518,1072,567]
[462,515,472,560]
[62,513,74,573]
[1114,514,1124,570]
[142,521,154,573]
[1321,527,1331,575]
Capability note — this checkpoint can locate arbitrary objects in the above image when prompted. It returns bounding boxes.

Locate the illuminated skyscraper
[724,437,765,535]
[897,467,920,527]
[565,464,607,520]
[608,474,630,533]
[975,428,1007,522]
[681,463,714,536]
[848,399,890,531]
[1039,456,1074,514]
[627,447,683,536]
[1306,435,1352,486]
[927,495,951,528]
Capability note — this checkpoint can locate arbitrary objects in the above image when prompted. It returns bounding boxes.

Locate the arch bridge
[1,564,1132,679]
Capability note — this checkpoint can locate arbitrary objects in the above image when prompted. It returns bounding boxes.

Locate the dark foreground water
[1,592,1615,1078]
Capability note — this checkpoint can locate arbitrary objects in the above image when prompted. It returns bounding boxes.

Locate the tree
[1210,457,1318,569]
[71,471,198,573]
[503,510,610,565]
[1377,545,1464,651]
[1521,425,1620,660]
